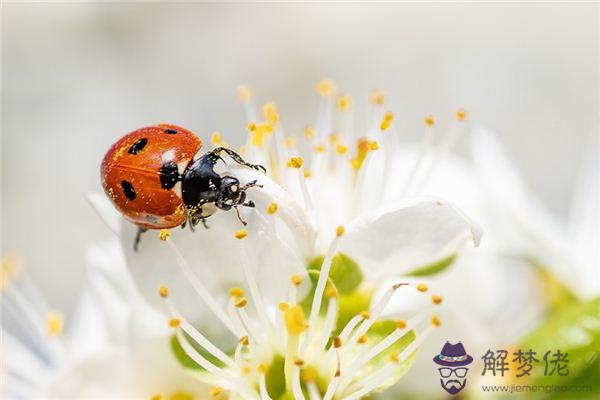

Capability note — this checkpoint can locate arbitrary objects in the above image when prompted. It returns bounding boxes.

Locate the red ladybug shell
[101,124,202,229]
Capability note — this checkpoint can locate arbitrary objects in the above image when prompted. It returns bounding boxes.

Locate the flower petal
[339,198,481,278]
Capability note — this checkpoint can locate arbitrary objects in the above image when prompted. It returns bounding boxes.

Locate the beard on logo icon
[441,378,467,395]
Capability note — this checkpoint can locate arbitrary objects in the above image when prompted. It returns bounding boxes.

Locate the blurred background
[2,2,597,318]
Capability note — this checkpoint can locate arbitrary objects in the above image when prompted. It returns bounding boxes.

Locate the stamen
[236,86,253,103]
[379,112,394,131]
[211,387,224,397]
[370,90,386,107]
[456,108,468,121]
[307,227,343,330]
[432,294,443,304]
[163,237,237,335]
[316,80,335,97]
[46,311,63,337]
[292,366,307,400]
[259,364,273,400]
[230,287,244,299]
[235,229,248,239]
[267,202,278,214]
[288,157,303,168]
[337,95,351,111]
[402,116,435,196]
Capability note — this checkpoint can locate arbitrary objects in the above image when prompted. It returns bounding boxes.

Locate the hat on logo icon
[433,342,473,367]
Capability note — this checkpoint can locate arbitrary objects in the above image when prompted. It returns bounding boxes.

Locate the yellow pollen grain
[169,318,181,328]
[316,80,335,97]
[234,229,248,239]
[267,202,278,215]
[291,274,303,286]
[330,133,340,144]
[333,336,342,348]
[432,294,443,304]
[242,365,252,375]
[337,95,351,111]
[396,319,407,329]
[424,115,435,127]
[229,287,244,299]
[417,283,428,292]
[314,144,326,154]
[304,126,315,140]
[360,310,371,319]
[211,386,224,397]
[247,122,256,132]
[258,363,269,374]
[284,136,297,149]
[324,285,338,299]
[335,144,348,155]
[46,311,63,337]
[368,141,379,151]
[159,229,171,241]
[303,169,312,179]
[236,85,252,102]
[293,357,305,366]
[389,352,400,363]
[456,108,468,121]
[284,306,308,335]
[336,225,345,237]
[357,334,368,344]
[159,285,169,298]
[431,315,442,327]
[234,298,248,308]
[278,301,290,311]
[370,90,386,106]
[287,157,303,169]
[239,336,250,346]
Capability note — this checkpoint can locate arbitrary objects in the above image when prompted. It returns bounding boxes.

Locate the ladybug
[101,123,265,250]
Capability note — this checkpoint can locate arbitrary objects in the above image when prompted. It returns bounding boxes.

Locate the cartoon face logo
[433,342,473,395]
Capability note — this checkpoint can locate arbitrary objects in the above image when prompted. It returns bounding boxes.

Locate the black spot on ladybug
[121,180,136,201]
[164,129,178,135]
[128,138,148,155]
[159,161,180,189]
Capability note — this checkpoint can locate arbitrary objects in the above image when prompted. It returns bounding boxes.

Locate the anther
[46,311,63,337]
[242,365,252,375]
[211,386,224,397]
[301,367,318,382]
[267,202,278,214]
[229,287,244,299]
[416,283,428,292]
[234,229,248,239]
[293,357,305,366]
[333,336,343,348]
[304,126,315,140]
[389,352,400,363]
[291,274,303,286]
[338,95,351,111]
[456,108,467,121]
[234,298,248,308]
[316,80,335,97]
[262,102,279,125]
[158,285,169,298]
[303,170,312,179]
[236,85,252,102]
[380,112,394,131]
[336,144,349,155]
[247,122,257,132]
[357,334,368,344]
[431,315,442,327]
[336,225,345,237]
[368,141,379,151]
[360,310,371,319]
[370,90,386,106]
[432,294,443,304]
[314,144,326,154]
[284,306,308,335]
[169,318,181,328]
[258,363,269,374]
[324,285,339,299]
[211,132,223,146]
[278,302,290,311]
[158,229,171,241]
[287,157,303,169]
[239,336,250,346]
[150,395,162,400]
[396,320,407,329]
[424,115,435,127]
[285,136,297,149]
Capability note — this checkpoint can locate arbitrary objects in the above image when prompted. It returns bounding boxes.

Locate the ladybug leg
[201,218,210,229]
[243,200,255,208]
[240,180,264,191]
[134,227,148,252]
[210,147,266,173]
[234,206,248,226]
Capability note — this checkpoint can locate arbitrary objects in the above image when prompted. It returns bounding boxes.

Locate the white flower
[112,81,481,399]
[0,242,211,400]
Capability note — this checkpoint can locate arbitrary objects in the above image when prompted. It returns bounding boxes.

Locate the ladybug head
[215,176,246,210]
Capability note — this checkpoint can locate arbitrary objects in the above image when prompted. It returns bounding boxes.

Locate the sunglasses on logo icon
[438,367,468,378]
